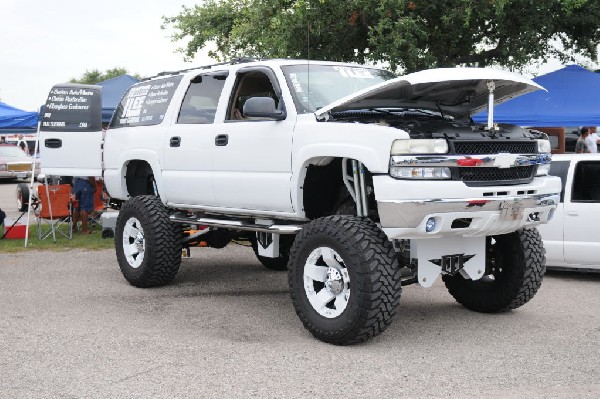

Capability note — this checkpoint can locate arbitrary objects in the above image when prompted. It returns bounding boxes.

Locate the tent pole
[24,123,41,247]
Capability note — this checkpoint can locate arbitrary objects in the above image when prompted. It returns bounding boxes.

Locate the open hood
[315,67,545,120]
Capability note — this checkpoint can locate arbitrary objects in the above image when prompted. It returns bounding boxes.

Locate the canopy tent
[0,101,38,128]
[473,65,600,127]
[97,74,140,123]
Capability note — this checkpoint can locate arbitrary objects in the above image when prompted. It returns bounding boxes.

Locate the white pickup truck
[538,153,600,272]
[39,59,561,344]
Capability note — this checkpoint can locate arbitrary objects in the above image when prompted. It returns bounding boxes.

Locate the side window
[572,161,600,202]
[227,71,278,121]
[548,160,570,203]
[111,75,182,128]
[177,73,227,124]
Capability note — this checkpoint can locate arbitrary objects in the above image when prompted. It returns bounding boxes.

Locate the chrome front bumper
[0,170,34,179]
[378,192,560,239]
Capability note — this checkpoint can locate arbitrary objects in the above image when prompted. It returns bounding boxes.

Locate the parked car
[0,144,40,180]
[537,153,600,272]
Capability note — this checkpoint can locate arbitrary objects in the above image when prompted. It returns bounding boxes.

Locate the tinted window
[111,76,183,128]
[177,73,227,124]
[548,160,570,203]
[40,84,102,132]
[572,161,600,202]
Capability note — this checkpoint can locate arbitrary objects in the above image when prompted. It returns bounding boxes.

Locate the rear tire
[288,215,402,345]
[16,183,29,212]
[115,195,182,288]
[442,228,545,313]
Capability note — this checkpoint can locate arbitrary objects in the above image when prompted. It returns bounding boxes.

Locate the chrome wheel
[303,246,350,318]
[122,216,145,269]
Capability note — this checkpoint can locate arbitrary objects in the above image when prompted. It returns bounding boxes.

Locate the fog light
[425,217,436,233]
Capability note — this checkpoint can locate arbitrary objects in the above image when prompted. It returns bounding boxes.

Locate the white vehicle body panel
[39,130,104,177]
[212,118,295,212]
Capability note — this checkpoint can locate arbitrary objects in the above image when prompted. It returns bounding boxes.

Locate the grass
[0,223,115,252]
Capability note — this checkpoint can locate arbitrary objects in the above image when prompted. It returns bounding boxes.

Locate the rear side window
[571,161,600,202]
[111,76,183,128]
[177,73,227,124]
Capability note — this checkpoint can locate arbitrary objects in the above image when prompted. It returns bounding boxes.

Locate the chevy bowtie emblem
[429,253,475,275]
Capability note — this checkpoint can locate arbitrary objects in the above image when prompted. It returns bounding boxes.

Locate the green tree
[163,0,600,73]
[69,67,141,84]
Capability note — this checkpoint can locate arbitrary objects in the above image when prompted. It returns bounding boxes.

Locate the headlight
[536,163,550,176]
[391,139,448,155]
[0,163,6,171]
[537,139,551,154]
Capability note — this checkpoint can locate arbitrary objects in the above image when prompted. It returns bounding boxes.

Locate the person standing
[583,126,600,153]
[576,128,590,153]
[16,134,29,155]
[72,176,96,234]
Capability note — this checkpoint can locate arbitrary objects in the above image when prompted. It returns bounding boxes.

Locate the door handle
[169,136,181,147]
[566,211,579,216]
[215,134,229,146]
[44,138,62,149]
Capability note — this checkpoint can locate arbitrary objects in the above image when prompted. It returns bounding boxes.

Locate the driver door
[212,67,294,212]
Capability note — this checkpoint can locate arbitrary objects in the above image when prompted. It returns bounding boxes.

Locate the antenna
[307,2,310,110]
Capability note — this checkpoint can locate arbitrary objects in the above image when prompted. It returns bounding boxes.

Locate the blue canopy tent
[473,65,600,127]
[0,101,38,128]
[97,74,140,123]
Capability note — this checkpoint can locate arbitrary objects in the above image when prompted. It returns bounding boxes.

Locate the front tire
[442,228,545,313]
[115,195,182,288]
[16,183,29,212]
[288,215,402,345]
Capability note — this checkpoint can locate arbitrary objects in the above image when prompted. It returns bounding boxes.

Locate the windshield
[0,145,28,157]
[281,64,395,114]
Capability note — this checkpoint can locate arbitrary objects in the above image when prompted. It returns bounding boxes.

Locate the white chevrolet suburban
[39,59,561,344]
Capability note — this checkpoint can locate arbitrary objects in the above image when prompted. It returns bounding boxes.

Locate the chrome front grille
[452,141,537,155]
[458,165,536,186]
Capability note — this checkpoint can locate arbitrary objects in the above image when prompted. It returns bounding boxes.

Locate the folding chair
[35,184,73,240]
[89,179,107,228]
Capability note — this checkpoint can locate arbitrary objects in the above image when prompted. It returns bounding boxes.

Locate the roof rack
[144,58,258,80]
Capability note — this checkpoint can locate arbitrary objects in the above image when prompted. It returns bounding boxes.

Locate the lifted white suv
[40,59,561,344]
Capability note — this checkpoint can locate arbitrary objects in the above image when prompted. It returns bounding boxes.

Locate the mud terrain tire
[443,228,545,313]
[288,215,402,345]
[115,195,181,288]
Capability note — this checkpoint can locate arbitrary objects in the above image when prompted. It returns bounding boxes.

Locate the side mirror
[243,97,286,120]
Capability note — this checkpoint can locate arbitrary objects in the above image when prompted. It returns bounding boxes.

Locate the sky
[0,0,215,112]
[0,0,585,113]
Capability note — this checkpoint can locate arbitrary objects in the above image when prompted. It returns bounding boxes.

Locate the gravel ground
[1,246,599,398]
